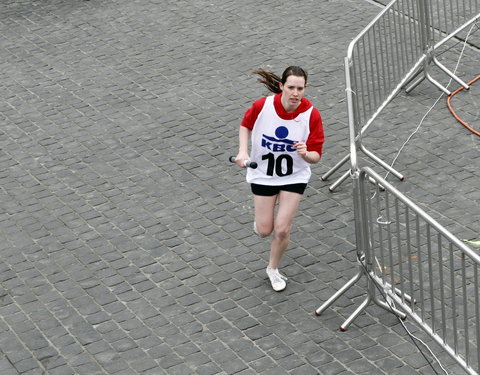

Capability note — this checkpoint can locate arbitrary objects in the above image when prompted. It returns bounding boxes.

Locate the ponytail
[253,66,308,94]
[252,69,282,94]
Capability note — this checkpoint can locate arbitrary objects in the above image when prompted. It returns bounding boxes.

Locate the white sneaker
[253,221,259,236]
[266,268,287,292]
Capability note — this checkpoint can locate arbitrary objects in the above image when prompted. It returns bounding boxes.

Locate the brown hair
[253,66,308,94]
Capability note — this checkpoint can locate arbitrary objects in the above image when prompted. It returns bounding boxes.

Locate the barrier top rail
[347,0,404,60]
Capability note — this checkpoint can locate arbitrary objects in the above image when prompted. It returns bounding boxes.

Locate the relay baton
[229,156,257,169]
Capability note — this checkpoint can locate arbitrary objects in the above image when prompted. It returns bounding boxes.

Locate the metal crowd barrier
[323,0,480,191]
[316,1,480,373]
[316,167,479,374]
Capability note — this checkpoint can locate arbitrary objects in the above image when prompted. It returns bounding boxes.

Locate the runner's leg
[253,194,277,238]
[268,190,302,269]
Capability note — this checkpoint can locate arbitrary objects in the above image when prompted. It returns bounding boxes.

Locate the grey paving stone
[0,0,478,374]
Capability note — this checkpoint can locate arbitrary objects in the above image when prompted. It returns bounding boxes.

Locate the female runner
[235,66,324,291]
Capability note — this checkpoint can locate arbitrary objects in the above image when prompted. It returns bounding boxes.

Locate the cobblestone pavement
[0,0,479,374]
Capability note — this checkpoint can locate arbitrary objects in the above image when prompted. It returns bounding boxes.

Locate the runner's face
[280,75,306,112]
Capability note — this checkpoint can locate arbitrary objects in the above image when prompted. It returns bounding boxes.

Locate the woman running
[235,66,324,291]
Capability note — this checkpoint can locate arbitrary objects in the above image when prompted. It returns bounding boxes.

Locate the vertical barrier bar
[462,253,470,362]
[367,27,377,110]
[362,40,373,121]
[380,16,392,95]
[416,214,426,322]
[366,183,378,278]
[449,241,459,352]
[444,1,450,33]
[376,185,387,286]
[385,191,396,292]
[475,264,480,374]
[400,1,411,68]
[412,0,422,51]
[395,198,406,302]
[437,235,447,342]
[427,225,437,332]
[405,207,415,308]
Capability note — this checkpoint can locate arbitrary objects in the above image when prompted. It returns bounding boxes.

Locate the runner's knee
[256,222,273,237]
[274,224,291,241]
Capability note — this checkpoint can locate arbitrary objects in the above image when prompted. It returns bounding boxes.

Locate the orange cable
[446,75,480,137]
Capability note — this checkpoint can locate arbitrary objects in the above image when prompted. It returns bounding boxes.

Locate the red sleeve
[240,97,267,130]
[306,108,324,156]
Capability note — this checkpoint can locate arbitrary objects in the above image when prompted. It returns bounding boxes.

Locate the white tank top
[247,95,313,185]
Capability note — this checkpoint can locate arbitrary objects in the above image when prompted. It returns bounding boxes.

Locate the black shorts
[251,183,307,196]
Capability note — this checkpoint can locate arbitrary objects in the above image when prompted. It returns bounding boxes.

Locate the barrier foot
[324,145,405,192]
[315,262,414,330]
[425,71,451,95]
[404,66,455,96]
[328,171,350,192]
[373,295,407,320]
[315,268,363,317]
[360,145,404,181]
[405,73,425,94]
[391,285,416,305]
[433,57,469,90]
[314,266,371,332]
[321,154,350,181]
[315,262,376,331]
[339,294,372,331]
